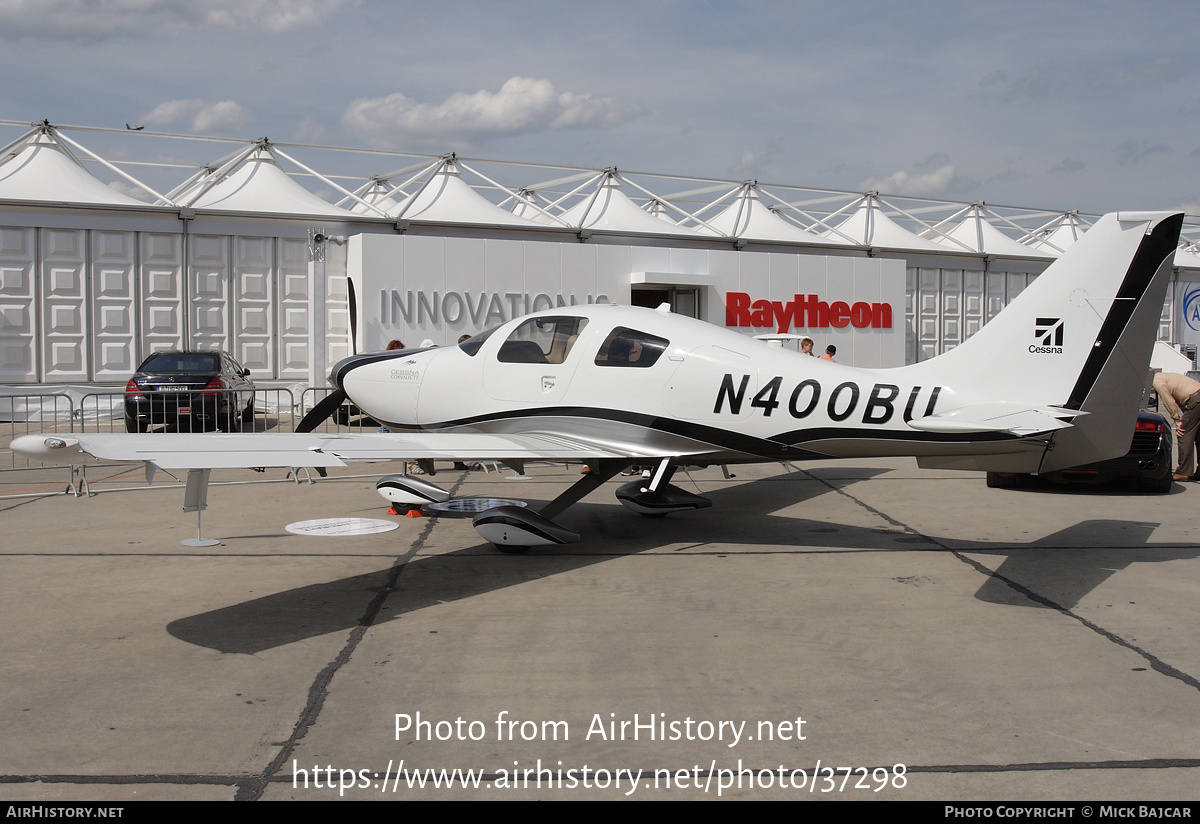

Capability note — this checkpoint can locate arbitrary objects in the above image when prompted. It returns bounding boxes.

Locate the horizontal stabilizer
[909,403,1085,436]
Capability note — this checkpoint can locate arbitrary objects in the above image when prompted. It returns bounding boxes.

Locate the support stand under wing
[180,468,221,548]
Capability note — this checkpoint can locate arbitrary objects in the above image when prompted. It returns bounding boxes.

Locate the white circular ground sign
[286,518,400,536]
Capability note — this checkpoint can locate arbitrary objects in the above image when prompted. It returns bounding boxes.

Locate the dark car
[124,351,255,433]
[987,411,1174,493]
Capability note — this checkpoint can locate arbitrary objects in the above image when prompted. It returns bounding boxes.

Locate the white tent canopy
[928,210,1053,258]
[1175,244,1200,268]
[0,134,145,206]
[1029,214,1088,256]
[182,149,354,216]
[699,186,848,244]
[397,164,541,226]
[346,181,406,216]
[824,199,948,251]
[560,177,699,235]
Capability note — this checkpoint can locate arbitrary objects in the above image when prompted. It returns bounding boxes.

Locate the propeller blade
[347,280,358,356]
[296,389,347,433]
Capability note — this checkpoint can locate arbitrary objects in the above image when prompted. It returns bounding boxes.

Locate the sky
[0,0,1196,216]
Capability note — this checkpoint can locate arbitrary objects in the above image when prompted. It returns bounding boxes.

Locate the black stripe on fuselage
[1064,214,1183,410]
[406,406,1022,459]
[330,347,438,389]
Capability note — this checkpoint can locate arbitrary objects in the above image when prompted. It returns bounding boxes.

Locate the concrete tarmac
[0,457,1198,800]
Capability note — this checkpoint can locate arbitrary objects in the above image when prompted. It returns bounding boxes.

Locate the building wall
[0,207,360,385]
[353,234,908,368]
[0,207,1189,386]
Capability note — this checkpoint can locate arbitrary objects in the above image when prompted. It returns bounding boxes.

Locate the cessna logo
[1030,317,1064,354]
[725,292,893,334]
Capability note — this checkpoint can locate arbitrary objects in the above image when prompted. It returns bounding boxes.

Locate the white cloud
[0,0,355,41]
[342,77,645,147]
[1050,157,1086,176]
[1116,140,1169,166]
[860,163,956,197]
[197,0,356,31]
[730,141,782,177]
[142,99,252,133]
[1101,58,1184,90]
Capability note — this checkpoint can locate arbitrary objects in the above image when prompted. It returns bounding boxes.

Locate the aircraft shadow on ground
[166,469,1199,653]
[968,520,1198,610]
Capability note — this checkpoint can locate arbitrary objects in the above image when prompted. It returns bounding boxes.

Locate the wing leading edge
[10,431,692,470]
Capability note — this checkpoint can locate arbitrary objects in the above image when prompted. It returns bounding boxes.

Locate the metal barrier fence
[2,387,299,476]
[0,392,77,471]
[1,386,407,497]
[77,387,299,434]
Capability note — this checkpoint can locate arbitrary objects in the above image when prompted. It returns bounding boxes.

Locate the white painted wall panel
[0,226,36,381]
[985,271,1007,323]
[140,232,184,354]
[90,230,137,379]
[189,234,230,352]
[277,237,309,379]
[1159,288,1173,342]
[325,242,350,366]
[963,269,984,341]
[518,240,560,317]
[233,236,274,373]
[40,228,88,382]
[905,266,917,365]
[918,267,939,360]
[940,269,963,353]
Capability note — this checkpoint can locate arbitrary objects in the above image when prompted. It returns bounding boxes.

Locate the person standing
[819,344,836,362]
[1153,371,1200,481]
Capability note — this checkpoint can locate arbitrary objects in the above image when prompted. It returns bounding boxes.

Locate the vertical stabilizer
[907,211,1183,471]
[1039,212,1182,470]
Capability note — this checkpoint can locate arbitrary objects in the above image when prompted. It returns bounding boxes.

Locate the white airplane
[12,211,1184,552]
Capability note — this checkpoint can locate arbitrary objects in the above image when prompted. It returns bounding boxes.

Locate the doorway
[631,286,700,318]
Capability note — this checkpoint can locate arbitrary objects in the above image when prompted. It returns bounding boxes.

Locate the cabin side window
[497,316,589,364]
[594,327,669,368]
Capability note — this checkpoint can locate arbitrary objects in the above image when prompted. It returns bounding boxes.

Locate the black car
[987,411,1174,493]
[124,351,255,433]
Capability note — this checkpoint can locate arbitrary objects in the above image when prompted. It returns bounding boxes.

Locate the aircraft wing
[10,431,679,470]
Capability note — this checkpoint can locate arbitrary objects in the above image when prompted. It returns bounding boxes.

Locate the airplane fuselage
[334,304,1030,465]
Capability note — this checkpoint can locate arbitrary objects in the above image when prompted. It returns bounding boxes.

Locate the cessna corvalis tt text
[13,212,1183,551]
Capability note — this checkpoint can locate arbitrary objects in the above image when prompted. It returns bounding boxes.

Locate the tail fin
[910,211,1183,470]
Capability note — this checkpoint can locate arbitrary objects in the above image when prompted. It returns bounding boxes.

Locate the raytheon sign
[725,292,894,334]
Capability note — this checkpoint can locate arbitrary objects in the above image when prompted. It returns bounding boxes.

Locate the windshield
[458,325,502,357]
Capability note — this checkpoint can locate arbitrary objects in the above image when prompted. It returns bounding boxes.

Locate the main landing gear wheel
[494,544,530,555]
